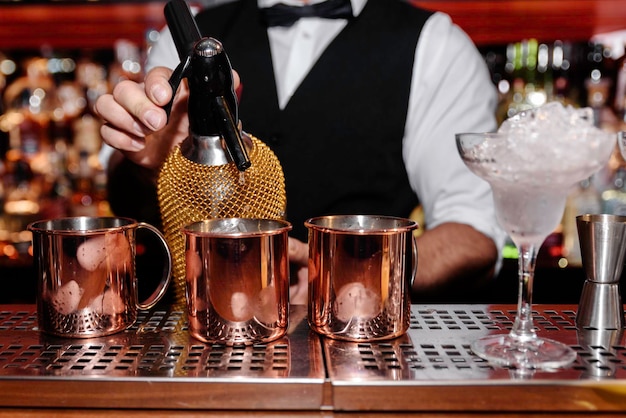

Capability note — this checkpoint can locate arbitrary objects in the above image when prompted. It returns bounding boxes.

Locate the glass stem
[511,243,538,341]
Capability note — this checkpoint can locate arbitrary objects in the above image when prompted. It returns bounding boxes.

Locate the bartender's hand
[288,237,309,305]
[94,66,241,170]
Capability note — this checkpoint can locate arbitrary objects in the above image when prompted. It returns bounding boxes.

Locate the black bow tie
[261,0,354,28]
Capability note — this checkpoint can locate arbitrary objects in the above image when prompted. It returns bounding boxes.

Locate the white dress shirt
[145,0,507,256]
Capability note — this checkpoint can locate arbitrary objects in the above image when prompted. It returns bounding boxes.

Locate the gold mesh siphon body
[157,135,287,309]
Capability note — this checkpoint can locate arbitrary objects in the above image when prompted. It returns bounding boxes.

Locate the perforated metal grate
[0,309,38,331]
[1,305,626,412]
[0,340,293,377]
[1,305,624,380]
[410,306,578,332]
[325,305,626,381]
[0,305,319,379]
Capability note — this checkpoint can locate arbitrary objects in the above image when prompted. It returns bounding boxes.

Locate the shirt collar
[257,0,367,16]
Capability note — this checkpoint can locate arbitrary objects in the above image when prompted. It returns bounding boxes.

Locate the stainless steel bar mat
[0,304,625,413]
[0,304,325,411]
[326,304,626,413]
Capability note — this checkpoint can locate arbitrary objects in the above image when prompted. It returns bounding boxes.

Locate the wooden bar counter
[0,303,624,416]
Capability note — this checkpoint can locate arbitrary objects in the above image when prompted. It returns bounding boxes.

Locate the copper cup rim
[27,216,139,236]
[182,217,292,238]
[305,214,419,235]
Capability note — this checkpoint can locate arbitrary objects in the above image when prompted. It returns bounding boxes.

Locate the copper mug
[28,216,172,338]
[305,215,418,341]
[183,218,292,345]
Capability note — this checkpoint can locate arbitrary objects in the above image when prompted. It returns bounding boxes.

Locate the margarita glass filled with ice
[456,102,616,370]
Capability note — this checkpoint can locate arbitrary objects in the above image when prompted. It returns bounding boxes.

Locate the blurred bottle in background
[614,44,626,127]
[585,42,619,132]
[562,178,602,266]
[108,39,143,88]
[0,47,120,261]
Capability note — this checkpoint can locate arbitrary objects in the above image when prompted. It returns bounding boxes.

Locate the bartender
[95,0,507,303]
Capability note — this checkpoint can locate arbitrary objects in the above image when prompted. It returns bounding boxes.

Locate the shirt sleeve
[145,27,180,72]
[403,12,507,256]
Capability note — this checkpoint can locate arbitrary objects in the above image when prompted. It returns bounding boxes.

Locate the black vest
[195,0,431,240]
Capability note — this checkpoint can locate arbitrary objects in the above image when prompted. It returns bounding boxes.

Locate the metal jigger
[576,214,626,330]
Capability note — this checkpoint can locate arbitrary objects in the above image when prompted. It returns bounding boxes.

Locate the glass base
[471,334,577,370]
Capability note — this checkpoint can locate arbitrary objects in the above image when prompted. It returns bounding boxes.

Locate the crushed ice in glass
[472,102,615,187]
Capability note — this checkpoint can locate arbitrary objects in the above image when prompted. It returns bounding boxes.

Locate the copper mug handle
[136,222,173,310]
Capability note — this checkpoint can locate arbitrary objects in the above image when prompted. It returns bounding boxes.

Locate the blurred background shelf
[0,2,166,50]
[413,0,626,45]
[1,0,625,49]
